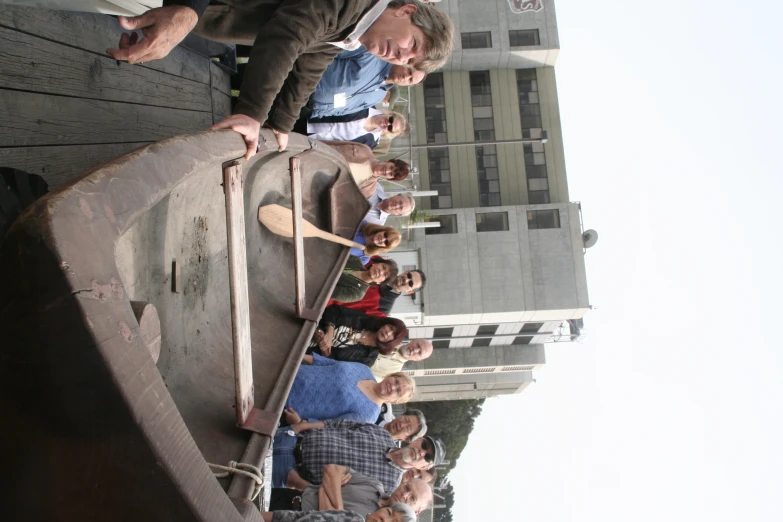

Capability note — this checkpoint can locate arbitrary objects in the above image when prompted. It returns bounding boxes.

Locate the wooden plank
[222,161,254,425]
[0,90,213,147]
[211,88,231,124]
[0,26,212,111]
[0,142,150,188]
[210,61,231,97]
[290,157,307,318]
[0,6,210,84]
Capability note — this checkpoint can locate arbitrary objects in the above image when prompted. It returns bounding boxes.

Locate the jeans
[272,427,298,488]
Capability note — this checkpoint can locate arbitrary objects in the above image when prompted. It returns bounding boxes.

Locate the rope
[208,460,265,501]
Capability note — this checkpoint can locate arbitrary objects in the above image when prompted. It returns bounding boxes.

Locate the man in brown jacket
[107,0,454,157]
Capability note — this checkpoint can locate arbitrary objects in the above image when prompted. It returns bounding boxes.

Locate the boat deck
[0,6,231,188]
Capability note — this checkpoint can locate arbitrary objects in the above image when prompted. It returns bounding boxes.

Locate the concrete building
[380,0,592,401]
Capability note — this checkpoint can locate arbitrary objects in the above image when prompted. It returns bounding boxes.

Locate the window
[476,212,510,232]
[471,338,493,347]
[428,148,452,209]
[524,143,549,203]
[520,322,543,333]
[477,325,498,335]
[470,71,494,141]
[432,340,451,349]
[423,73,447,144]
[517,70,549,204]
[527,209,561,230]
[425,214,458,235]
[461,32,492,49]
[514,336,533,345]
[433,327,454,338]
[476,145,500,207]
[509,29,540,47]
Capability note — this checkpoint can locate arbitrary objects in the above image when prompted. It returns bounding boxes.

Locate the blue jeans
[272,427,298,488]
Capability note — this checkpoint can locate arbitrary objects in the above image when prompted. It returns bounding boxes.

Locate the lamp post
[409,130,548,149]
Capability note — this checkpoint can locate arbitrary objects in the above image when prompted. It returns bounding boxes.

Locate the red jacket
[329,285,386,317]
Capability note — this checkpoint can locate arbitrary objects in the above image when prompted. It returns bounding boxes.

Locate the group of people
[80,0,455,520]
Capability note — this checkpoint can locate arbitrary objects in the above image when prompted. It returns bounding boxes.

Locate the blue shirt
[287,354,380,423]
[351,220,371,265]
[310,47,393,119]
[365,184,388,225]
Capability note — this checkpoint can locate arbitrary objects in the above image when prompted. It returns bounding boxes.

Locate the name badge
[333,93,347,108]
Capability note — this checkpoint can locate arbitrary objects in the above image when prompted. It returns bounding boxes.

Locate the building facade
[382,0,592,401]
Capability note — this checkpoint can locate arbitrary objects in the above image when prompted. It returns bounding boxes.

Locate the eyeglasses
[386,115,395,133]
[420,438,434,462]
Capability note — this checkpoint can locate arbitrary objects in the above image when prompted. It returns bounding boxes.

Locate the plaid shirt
[300,420,404,493]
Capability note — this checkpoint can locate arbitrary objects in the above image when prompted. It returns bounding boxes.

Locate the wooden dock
[0,6,232,189]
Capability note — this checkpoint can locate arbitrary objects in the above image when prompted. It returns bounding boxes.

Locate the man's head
[378,193,415,217]
[367,503,416,522]
[402,467,437,486]
[360,0,454,73]
[398,339,433,362]
[388,478,433,514]
[371,159,410,182]
[389,435,446,470]
[387,65,427,86]
[389,269,426,295]
[384,409,427,442]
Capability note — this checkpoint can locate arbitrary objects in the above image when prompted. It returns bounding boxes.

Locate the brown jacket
[194,0,376,132]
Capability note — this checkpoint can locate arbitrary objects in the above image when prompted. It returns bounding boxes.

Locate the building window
[432,340,451,349]
[471,338,493,347]
[423,73,447,144]
[428,148,452,209]
[476,212,510,232]
[514,336,533,345]
[516,69,543,130]
[509,29,540,47]
[527,209,561,230]
[433,327,454,338]
[477,325,498,335]
[476,144,500,206]
[425,214,458,235]
[524,142,549,203]
[520,322,543,333]
[461,31,492,49]
[470,71,495,141]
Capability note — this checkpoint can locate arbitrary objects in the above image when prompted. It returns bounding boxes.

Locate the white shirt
[329,0,393,50]
[307,108,383,142]
[365,183,390,225]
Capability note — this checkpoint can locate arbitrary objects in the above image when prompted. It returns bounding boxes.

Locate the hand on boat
[106,6,198,64]
[272,129,289,152]
[284,407,302,425]
[210,114,262,159]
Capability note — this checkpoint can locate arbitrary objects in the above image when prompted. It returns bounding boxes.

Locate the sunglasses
[386,115,395,133]
[421,438,434,462]
[404,273,415,288]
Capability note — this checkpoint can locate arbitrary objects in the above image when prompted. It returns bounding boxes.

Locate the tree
[407,399,485,465]
[432,481,454,522]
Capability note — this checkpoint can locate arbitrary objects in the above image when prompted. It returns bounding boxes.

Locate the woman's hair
[381,111,409,138]
[369,258,399,286]
[368,317,408,353]
[387,503,417,522]
[388,159,410,182]
[385,372,417,404]
[361,223,402,255]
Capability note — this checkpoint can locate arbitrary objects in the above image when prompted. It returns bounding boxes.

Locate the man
[271,419,445,492]
[283,409,427,444]
[401,468,437,486]
[302,466,433,515]
[309,47,426,119]
[366,190,415,225]
[332,266,427,317]
[372,339,433,382]
[107,0,454,157]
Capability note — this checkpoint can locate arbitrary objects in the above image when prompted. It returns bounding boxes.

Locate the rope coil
[208,460,264,501]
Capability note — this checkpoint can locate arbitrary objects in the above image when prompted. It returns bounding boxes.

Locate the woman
[351,222,402,265]
[307,109,408,149]
[285,353,415,423]
[262,503,416,522]
[333,256,398,303]
[310,305,407,366]
[320,140,410,198]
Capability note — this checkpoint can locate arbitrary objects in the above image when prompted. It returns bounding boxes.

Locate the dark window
[509,29,540,47]
[423,73,447,144]
[516,69,549,203]
[461,32,492,49]
[433,327,454,338]
[520,323,543,333]
[471,338,493,347]
[475,144,500,206]
[469,71,495,141]
[427,148,452,209]
[514,336,533,345]
[527,209,561,230]
[476,212,510,232]
[432,340,451,349]
[477,325,498,335]
[425,215,458,235]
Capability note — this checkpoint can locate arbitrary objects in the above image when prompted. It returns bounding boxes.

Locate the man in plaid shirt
[272,417,445,492]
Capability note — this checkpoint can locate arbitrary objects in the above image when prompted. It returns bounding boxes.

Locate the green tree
[407,399,485,465]
[432,481,454,522]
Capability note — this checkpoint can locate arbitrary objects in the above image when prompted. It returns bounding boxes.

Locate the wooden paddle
[258,204,365,250]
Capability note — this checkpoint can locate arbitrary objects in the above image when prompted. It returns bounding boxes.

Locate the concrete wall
[412,371,535,401]
[406,343,546,372]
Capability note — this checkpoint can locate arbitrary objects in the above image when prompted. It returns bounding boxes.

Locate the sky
[450,1,783,521]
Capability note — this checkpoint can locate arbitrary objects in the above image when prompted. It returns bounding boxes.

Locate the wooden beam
[290,157,307,318]
[222,161,254,425]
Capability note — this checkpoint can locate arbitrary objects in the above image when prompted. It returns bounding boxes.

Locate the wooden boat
[0,130,369,521]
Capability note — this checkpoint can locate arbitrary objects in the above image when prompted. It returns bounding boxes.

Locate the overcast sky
[450,1,783,521]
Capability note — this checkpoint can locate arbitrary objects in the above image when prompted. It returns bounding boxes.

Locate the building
[381,0,593,401]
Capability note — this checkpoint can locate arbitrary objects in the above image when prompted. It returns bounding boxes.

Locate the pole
[410,131,548,149]
[386,190,438,197]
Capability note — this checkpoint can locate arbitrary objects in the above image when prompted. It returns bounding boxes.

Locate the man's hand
[272,129,289,152]
[283,407,302,426]
[210,114,262,159]
[107,6,198,64]
[324,464,351,486]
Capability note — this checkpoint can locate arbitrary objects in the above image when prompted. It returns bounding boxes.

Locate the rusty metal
[237,407,278,437]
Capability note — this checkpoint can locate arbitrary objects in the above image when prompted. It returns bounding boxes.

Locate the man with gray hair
[366,188,415,225]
